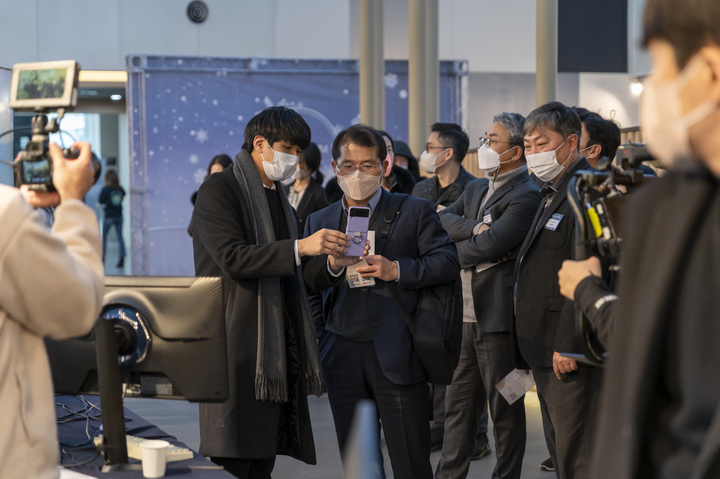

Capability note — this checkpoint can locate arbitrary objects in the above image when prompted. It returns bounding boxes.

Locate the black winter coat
[190,166,340,463]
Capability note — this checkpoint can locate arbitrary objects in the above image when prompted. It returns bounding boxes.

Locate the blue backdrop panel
[126,55,467,276]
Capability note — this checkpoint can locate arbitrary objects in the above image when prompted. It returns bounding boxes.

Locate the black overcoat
[190,166,340,463]
[592,165,720,479]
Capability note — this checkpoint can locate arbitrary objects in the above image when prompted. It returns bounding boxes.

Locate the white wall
[0,0,537,73]
[579,73,641,129]
[0,0,351,70]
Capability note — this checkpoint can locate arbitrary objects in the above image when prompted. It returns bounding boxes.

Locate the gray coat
[439,171,540,333]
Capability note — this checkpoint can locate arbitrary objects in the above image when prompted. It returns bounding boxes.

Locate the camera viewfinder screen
[17,68,67,100]
[23,159,51,184]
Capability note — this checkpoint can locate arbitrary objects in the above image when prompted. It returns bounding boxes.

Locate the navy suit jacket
[304,189,460,385]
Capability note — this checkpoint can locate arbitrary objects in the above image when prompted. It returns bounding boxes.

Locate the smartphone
[345,206,371,256]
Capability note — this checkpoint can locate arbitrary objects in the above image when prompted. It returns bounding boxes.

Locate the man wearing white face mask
[592,1,720,477]
[512,102,599,479]
[413,123,476,212]
[191,107,358,479]
[305,124,460,479]
[435,112,540,479]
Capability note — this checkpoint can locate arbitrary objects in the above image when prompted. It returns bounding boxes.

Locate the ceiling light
[111,94,123,101]
[631,81,643,95]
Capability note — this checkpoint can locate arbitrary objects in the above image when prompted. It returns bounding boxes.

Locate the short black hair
[300,142,322,173]
[207,154,233,176]
[431,123,469,163]
[377,130,395,152]
[643,0,720,69]
[242,106,311,152]
[572,106,602,122]
[332,124,387,162]
[582,116,621,160]
[524,101,582,151]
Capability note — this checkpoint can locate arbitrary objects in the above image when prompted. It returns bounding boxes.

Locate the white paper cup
[140,439,170,478]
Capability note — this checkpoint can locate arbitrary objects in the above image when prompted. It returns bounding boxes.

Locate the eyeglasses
[335,163,383,176]
[425,144,446,151]
[479,137,512,149]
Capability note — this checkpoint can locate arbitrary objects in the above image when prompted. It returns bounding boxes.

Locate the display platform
[56,395,233,478]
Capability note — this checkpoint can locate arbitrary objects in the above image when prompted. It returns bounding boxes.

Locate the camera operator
[0,141,104,478]
[557,256,616,349]
[591,0,720,477]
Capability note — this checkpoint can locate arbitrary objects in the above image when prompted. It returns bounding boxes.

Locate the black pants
[210,457,275,479]
[532,365,602,479]
[435,325,526,479]
[322,333,433,479]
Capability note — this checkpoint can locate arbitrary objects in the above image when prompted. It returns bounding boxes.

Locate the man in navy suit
[305,124,460,479]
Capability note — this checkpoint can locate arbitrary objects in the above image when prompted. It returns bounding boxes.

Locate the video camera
[6,60,99,191]
[567,143,658,365]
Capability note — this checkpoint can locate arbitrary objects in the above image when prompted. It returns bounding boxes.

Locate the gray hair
[523,101,582,148]
[492,112,526,147]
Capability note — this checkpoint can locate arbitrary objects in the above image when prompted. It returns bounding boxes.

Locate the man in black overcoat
[590,0,720,477]
[190,107,361,479]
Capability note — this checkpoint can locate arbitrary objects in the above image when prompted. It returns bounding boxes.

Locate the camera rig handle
[567,175,609,366]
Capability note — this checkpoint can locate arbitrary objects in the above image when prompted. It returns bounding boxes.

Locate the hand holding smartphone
[345,206,370,257]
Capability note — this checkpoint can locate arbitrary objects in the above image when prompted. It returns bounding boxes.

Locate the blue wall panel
[127,55,466,276]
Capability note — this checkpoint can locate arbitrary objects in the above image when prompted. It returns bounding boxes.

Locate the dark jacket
[512,158,591,367]
[384,164,417,194]
[283,178,329,233]
[411,166,476,210]
[440,171,540,333]
[592,165,720,479]
[305,190,460,385]
[190,166,340,463]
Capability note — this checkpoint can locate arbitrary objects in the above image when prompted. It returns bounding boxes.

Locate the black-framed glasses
[335,163,382,176]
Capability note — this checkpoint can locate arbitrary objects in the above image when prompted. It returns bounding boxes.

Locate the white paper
[347,231,375,288]
[59,468,96,479]
[495,369,535,405]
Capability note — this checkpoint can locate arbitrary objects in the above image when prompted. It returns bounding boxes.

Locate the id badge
[347,231,376,288]
[483,209,493,225]
[544,213,563,231]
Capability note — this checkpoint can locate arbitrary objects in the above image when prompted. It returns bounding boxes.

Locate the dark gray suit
[435,170,540,479]
[513,157,601,479]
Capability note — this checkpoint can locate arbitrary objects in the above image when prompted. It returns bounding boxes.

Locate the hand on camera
[553,351,578,380]
[558,257,602,300]
[356,255,398,282]
[21,142,95,208]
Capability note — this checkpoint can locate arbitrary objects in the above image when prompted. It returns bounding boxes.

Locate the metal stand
[94,317,131,471]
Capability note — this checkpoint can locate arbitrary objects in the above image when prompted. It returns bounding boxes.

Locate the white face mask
[641,55,717,166]
[525,137,573,183]
[337,169,382,201]
[292,166,310,181]
[477,144,515,172]
[261,144,299,182]
[419,149,450,174]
